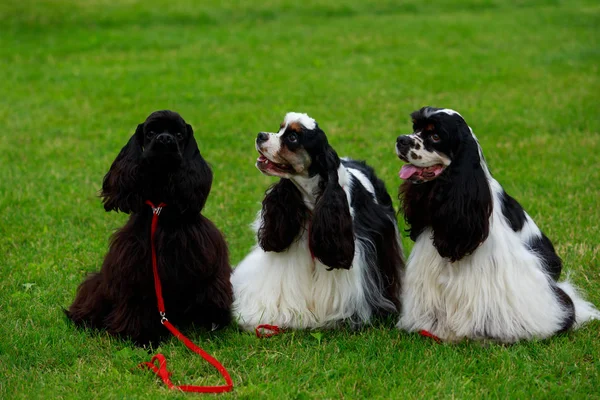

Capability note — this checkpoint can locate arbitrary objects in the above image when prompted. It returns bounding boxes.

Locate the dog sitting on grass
[66,110,232,345]
[232,112,404,330]
[396,106,599,342]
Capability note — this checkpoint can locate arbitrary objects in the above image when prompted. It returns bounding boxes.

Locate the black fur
[253,115,405,321]
[527,233,563,281]
[400,107,492,262]
[258,123,355,270]
[258,179,308,252]
[500,190,527,232]
[501,190,563,281]
[309,144,355,270]
[345,159,403,310]
[101,126,144,214]
[552,285,576,333]
[66,110,232,345]
[398,106,577,335]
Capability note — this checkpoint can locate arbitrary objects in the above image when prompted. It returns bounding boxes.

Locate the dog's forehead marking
[283,112,316,131]
[288,122,303,133]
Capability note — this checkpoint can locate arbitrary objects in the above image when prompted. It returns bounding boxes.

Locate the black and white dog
[232,112,404,330]
[395,106,599,342]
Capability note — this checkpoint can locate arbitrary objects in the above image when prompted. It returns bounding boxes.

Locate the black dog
[66,110,232,345]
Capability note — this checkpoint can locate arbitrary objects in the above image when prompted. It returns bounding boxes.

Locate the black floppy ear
[399,180,429,242]
[174,123,213,214]
[430,137,492,262]
[101,124,143,213]
[309,146,355,270]
[258,179,308,252]
[183,123,201,161]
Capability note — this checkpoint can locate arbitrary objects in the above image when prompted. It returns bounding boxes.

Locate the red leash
[140,200,233,393]
[419,330,442,344]
[255,324,283,338]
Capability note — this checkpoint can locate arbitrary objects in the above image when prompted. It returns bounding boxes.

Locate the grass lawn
[1,0,599,398]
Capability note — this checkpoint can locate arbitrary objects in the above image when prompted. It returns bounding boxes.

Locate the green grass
[1,0,599,398]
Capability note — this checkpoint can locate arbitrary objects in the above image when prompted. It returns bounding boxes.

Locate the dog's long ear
[258,178,308,252]
[430,134,492,262]
[183,123,203,162]
[399,179,432,242]
[101,124,143,213]
[309,146,355,270]
[176,123,213,213]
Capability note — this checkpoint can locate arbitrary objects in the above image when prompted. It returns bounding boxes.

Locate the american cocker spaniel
[66,110,232,345]
[396,106,599,342]
[232,112,404,330]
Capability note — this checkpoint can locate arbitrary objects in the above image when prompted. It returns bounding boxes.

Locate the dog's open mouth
[399,164,445,183]
[256,154,295,174]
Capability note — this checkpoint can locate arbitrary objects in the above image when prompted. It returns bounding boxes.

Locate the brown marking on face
[412,119,416,124]
[410,151,422,160]
[425,123,435,131]
[278,146,312,175]
[288,122,302,133]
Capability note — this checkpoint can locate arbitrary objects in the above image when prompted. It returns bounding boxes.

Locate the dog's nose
[156,133,175,145]
[396,135,412,150]
[256,132,269,144]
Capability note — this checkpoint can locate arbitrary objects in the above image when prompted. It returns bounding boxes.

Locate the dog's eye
[146,131,155,139]
[176,132,184,140]
[431,134,441,142]
[287,133,298,143]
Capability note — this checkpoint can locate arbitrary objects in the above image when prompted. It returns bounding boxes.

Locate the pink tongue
[399,164,419,180]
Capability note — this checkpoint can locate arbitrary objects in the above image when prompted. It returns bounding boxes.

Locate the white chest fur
[231,227,370,330]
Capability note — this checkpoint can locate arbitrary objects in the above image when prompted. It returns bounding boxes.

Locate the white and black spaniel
[232,112,404,330]
[66,110,232,345]
[395,106,599,342]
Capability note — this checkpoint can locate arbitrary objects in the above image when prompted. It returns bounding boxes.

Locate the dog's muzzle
[256,132,269,145]
[155,133,177,149]
[396,135,413,158]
